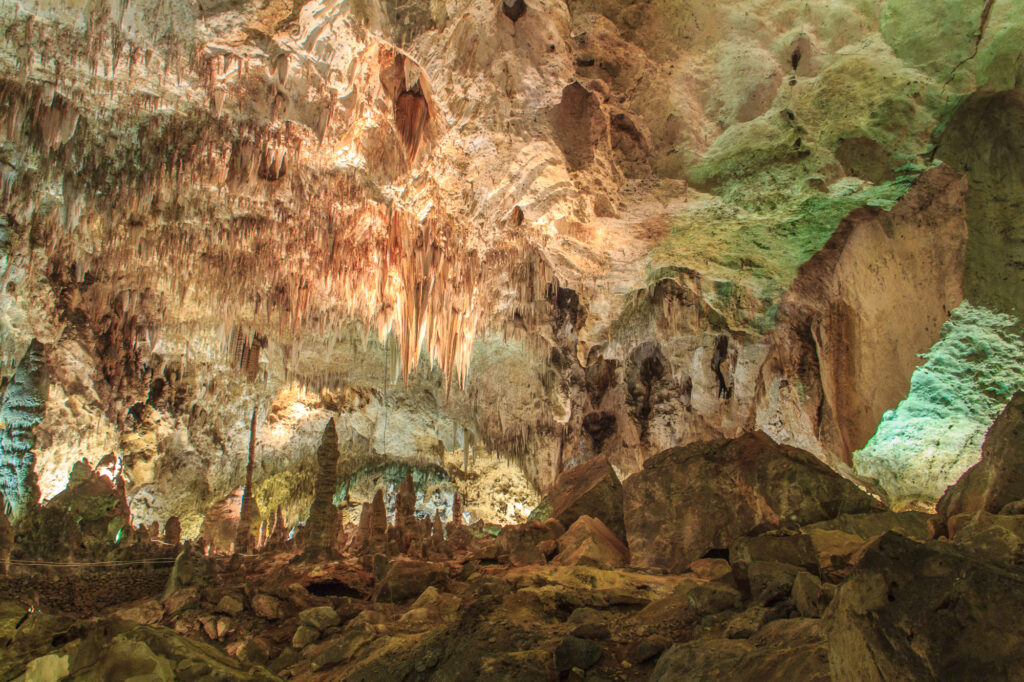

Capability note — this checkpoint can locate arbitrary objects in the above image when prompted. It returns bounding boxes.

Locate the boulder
[801,528,871,582]
[552,515,629,568]
[689,558,733,581]
[746,561,802,605]
[554,635,603,672]
[570,622,611,640]
[802,510,932,541]
[162,587,200,615]
[949,510,1024,566]
[651,619,830,682]
[723,606,778,639]
[251,593,284,620]
[937,392,1024,527]
[496,519,563,566]
[791,571,829,618]
[215,594,244,616]
[237,637,272,666]
[529,457,625,540]
[292,624,320,649]
[729,534,817,591]
[629,635,671,664]
[826,531,1024,680]
[687,582,743,616]
[114,599,165,625]
[377,559,448,602]
[624,433,880,571]
[298,606,341,632]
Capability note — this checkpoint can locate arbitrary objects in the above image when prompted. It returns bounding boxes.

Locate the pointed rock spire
[303,417,341,558]
[235,407,261,554]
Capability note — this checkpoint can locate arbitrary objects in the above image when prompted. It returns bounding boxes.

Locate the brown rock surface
[826,531,1024,681]
[624,432,880,571]
[937,392,1024,525]
[552,515,629,568]
[759,165,968,464]
[529,456,625,540]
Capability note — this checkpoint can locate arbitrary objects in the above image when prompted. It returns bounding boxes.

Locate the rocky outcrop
[938,89,1024,317]
[528,456,625,540]
[936,392,1024,527]
[757,165,969,465]
[825,531,1024,681]
[623,433,880,571]
[552,515,629,569]
[651,619,831,682]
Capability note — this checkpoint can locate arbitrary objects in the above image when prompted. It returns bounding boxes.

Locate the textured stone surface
[553,515,629,569]
[826,531,1024,681]
[937,393,1024,525]
[624,432,879,571]
[0,0,1014,532]
[529,456,624,540]
[856,306,1024,508]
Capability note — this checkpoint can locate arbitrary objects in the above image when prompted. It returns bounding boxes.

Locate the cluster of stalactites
[0,5,567,389]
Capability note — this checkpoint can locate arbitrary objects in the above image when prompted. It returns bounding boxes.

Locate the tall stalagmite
[303,418,340,558]
[235,408,260,553]
[369,489,387,553]
[395,472,416,551]
[0,341,49,522]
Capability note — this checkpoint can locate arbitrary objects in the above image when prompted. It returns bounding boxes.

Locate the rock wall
[757,165,968,465]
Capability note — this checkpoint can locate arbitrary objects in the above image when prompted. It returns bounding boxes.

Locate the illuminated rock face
[0,0,1019,528]
[0,341,48,521]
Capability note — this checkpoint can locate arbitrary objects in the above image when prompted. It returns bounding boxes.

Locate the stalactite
[0,24,561,391]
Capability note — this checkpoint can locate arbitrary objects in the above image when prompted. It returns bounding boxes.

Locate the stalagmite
[164,516,182,546]
[356,501,372,552]
[452,493,463,526]
[432,510,444,552]
[333,507,348,554]
[369,488,387,553]
[395,472,416,551]
[270,506,288,547]
[235,408,260,554]
[303,418,340,558]
[0,492,12,574]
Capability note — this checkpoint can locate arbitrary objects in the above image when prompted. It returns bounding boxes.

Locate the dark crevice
[501,0,526,22]
[711,335,732,399]
[943,0,998,85]
[306,579,364,599]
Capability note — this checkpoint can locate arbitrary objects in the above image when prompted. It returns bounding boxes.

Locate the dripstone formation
[1,0,1024,679]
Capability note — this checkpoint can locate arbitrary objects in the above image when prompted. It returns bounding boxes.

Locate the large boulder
[496,519,564,566]
[937,392,1024,526]
[624,433,880,571]
[376,559,448,602]
[651,619,830,682]
[826,531,1024,681]
[948,510,1024,567]
[528,457,625,540]
[552,515,629,569]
